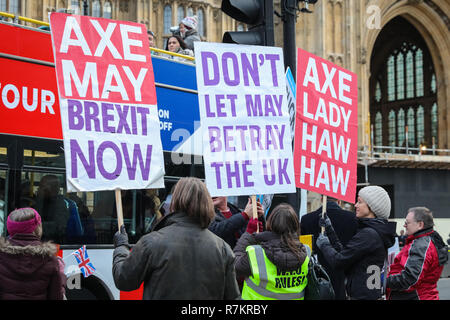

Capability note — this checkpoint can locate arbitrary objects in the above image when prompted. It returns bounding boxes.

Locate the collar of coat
[0,234,57,257]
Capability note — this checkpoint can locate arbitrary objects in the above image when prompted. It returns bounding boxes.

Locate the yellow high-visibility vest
[242,245,309,300]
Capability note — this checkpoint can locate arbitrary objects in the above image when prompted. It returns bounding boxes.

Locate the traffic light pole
[282,0,301,213]
[282,0,298,76]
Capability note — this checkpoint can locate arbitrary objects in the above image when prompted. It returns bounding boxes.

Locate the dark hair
[266,203,304,263]
[147,30,155,38]
[409,206,434,229]
[165,35,188,51]
[169,177,214,228]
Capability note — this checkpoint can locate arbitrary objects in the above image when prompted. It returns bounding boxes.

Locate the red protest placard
[50,13,156,105]
[293,48,358,203]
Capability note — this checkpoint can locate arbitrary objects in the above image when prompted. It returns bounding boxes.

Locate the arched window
[70,0,80,15]
[370,17,437,153]
[92,0,101,17]
[197,8,205,37]
[177,6,184,24]
[407,107,415,147]
[397,109,405,147]
[388,110,396,146]
[164,5,172,34]
[103,1,112,19]
[187,7,193,17]
[375,112,382,147]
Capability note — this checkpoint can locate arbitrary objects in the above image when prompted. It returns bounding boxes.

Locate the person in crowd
[386,207,448,300]
[234,203,309,300]
[164,35,194,62]
[148,30,159,56]
[301,196,358,300]
[316,186,397,300]
[112,177,240,299]
[209,196,264,249]
[34,174,70,243]
[179,15,201,51]
[397,229,407,247]
[0,207,65,299]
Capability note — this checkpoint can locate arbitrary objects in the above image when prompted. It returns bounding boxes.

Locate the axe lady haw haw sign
[49,13,165,192]
[294,48,358,203]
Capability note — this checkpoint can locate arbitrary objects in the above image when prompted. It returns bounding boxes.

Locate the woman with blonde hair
[0,208,65,299]
[113,177,240,299]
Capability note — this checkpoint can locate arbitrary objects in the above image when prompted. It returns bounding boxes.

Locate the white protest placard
[49,13,165,192]
[194,42,296,197]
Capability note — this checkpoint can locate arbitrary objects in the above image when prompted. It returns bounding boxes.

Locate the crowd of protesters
[1,175,447,300]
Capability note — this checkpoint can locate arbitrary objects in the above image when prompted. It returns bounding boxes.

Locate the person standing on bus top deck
[386,207,448,300]
[208,196,264,249]
[0,208,66,300]
[112,177,240,299]
[316,186,397,300]
[234,203,309,300]
[301,196,358,300]
[164,35,194,63]
[179,15,201,51]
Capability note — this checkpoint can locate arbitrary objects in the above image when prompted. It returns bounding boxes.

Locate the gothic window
[70,0,80,15]
[0,0,20,14]
[187,7,194,17]
[370,17,437,151]
[92,0,101,17]
[177,6,184,24]
[103,1,112,19]
[375,112,382,147]
[388,110,396,146]
[163,5,172,34]
[197,8,205,37]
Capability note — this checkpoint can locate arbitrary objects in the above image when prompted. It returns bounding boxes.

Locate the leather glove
[246,218,263,234]
[316,233,331,249]
[319,214,332,230]
[114,225,130,249]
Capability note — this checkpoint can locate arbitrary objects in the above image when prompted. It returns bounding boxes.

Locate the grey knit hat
[358,186,391,220]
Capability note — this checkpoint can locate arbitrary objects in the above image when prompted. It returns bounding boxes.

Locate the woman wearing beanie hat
[0,208,65,299]
[179,15,201,51]
[316,186,397,300]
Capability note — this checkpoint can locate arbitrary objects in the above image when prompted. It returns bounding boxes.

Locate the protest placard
[293,48,358,203]
[49,13,165,193]
[195,42,296,197]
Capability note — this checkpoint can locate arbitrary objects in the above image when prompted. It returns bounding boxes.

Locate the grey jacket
[113,211,240,300]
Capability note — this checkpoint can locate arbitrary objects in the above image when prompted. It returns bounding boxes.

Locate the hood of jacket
[0,234,57,276]
[409,227,449,266]
[358,218,396,249]
[251,231,306,271]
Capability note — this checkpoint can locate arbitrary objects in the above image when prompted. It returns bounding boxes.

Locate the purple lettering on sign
[201,51,219,86]
[242,160,254,187]
[84,101,101,132]
[121,143,152,180]
[226,161,240,188]
[116,105,131,134]
[278,158,291,185]
[235,125,248,151]
[265,54,280,87]
[97,141,122,180]
[70,139,95,179]
[215,94,227,117]
[211,162,223,189]
[246,94,262,117]
[222,52,239,86]
[136,106,150,136]
[130,105,138,135]
[208,126,222,152]
[101,103,115,133]
[241,53,260,86]
[249,125,261,151]
[223,125,235,152]
[262,159,276,186]
[68,99,84,130]
[204,95,215,117]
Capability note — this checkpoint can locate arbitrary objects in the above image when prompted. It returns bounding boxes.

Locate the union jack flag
[72,245,96,277]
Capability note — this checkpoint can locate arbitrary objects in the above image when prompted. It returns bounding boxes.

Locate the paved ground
[438,278,450,300]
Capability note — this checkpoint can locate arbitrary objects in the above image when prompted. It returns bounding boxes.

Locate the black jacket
[113,211,240,300]
[234,231,307,279]
[319,218,396,300]
[300,201,358,299]
[208,202,248,249]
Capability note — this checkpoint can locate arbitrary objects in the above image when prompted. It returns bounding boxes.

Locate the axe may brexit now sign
[50,13,165,192]
[195,42,296,197]
[294,48,358,203]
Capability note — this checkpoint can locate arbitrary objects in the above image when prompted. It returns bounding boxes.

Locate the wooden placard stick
[251,195,259,233]
[321,195,327,234]
[115,188,124,230]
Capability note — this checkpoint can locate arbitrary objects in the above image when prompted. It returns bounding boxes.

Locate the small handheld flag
[72,245,96,277]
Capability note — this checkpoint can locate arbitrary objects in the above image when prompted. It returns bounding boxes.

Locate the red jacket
[386,228,447,300]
